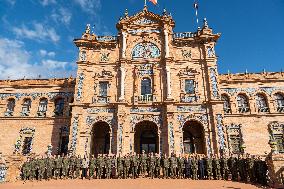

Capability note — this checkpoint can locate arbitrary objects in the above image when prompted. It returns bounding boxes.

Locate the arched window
[5,98,15,116]
[54,98,64,116]
[21,98,31,116]
[256,94,269,112]
[221,94,231,114]
[274,93,284,112]
[237,94,250,113]
[140,78,152,102]
[37,98,48,117]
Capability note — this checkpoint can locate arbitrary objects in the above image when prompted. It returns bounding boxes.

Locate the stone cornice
[0,78,75,88]
[219,72,284,84]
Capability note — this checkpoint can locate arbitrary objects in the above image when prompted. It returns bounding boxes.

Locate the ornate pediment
[116,8,175,30]
[178,66,198,77]
[95,69,114,78]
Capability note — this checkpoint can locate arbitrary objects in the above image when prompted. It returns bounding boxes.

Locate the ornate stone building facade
[0,7,284,158]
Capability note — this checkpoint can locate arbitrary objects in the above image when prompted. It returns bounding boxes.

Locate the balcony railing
[258,107,269,113]
[277,106,284,113]
[224,108,232,114]
[238,107,250,113]
[96,36,117,42]
[173,32,196,39]
[138,94,153,103]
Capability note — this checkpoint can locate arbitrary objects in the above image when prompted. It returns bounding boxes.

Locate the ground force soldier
[75,155,81,179]
[170,154,177,178]
[105,155,112,179]
[220,156,229,180]
[54,155,62,179]
[45,156,53,180]
[89,155,95,179]
[155,153,161,178]
[191,155,198,180]
[22,158,31,181]
[38,157,45,181]
[149,153,156,178]
[206,156,213,180]
[124,154,131,178]
[131,153,138,179]
[62,155,69,179]
[212,155,221,180]
[117,154,124,179]
[162,154,170,179]
[140,151,147,177]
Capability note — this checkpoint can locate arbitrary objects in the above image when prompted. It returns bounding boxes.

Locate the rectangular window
[229,135,241,154]
[275,134,284,153]
[185,79,195,94]
[22,137,32,155]
[99,82,108,97]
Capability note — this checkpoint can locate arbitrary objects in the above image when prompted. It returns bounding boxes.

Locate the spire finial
[163,8,167,16]
[124,9,129,17]
[203,18,209,29]
[85,24,90,34]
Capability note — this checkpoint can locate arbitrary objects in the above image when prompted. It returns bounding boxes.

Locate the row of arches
[221,92,284,114]
[4,97,73,117]
[90,120,205,156]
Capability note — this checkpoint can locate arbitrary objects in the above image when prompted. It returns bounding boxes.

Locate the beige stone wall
[0,79,74,156]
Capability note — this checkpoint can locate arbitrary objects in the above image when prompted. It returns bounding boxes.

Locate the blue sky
[0,0,284,79]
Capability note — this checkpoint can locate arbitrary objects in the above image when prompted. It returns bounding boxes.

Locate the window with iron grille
[185,79,195,94]
[99,81,109,97]
[22,99,31,113]
[6,98,15,112]
[38,98,48,112]
[141,78,152,95]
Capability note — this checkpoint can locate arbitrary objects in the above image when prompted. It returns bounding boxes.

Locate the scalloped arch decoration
[132,42,160,59]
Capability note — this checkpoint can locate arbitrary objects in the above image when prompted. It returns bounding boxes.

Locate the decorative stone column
[166,66,172,99]
[164,29,170,58]
[119,67,125,101]
[122,31,127,59]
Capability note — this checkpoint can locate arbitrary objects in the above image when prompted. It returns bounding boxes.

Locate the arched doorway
[183,120,205,154]
[134,121,158,154]
[91,121,110,156]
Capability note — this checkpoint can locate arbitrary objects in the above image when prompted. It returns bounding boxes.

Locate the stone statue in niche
[207,46,215,57]
[181,49,191,59]
[100,52,110,62]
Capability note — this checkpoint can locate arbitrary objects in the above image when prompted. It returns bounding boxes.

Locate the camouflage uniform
[206,157,213,180]
[191,157,198,180]
[22,161,30,181]
[89,156,95,179]
[45,157,53,180]
[124,156,131,178]
[54,156,62,179]
[213,157,221,180]
[62,156,69,179]
[117,156,124,179]
[105,156,112,179]
[75,156,81,178]
[162,156,170,178]
[131,154,138,179]
[149,154,156,178]
[38,158,45,180]
[69,156,76,179]
[170,156,177,178]
[96,156,103,179]
[140,153,147,177]
[155,155,161,178]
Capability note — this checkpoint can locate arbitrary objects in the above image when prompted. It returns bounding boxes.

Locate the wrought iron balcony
[20,111,30,117]
[4,110,13,117]
[138,94,153,103]
[37,111,47,117]
[173,32,196,39]
[224,108,231,114]
[238,107,250,113]
[96,36,117,42]
[258,107,269,113]
[277,106,284,113]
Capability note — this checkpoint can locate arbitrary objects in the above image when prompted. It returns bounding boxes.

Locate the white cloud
[51,7,72,25]
[73,0,101,14]
[0,37,74,79]
[39,49,56,57]
[12,22,60,43]
[41,59,67,69]
[39,0,56,6]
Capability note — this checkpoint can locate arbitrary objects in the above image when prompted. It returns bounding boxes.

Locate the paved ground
[0,179,268,189]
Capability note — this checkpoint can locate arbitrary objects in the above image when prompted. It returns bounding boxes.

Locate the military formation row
[21,153,268,186]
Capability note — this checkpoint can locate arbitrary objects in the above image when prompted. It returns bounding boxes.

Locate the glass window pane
[185,79,195,94]
[141,78,151,95]
[99,82,108,97]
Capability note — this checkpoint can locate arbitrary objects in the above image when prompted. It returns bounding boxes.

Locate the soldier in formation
[20,152,268,186]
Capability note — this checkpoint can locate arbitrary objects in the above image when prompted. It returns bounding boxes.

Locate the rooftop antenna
[193,0,199,28]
